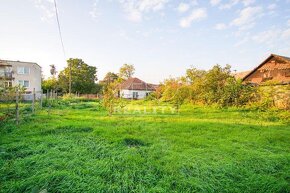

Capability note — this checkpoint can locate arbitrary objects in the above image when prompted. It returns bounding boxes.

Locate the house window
[0,68,4,76]
[17,67,30,75]
[133,92,138,99]
[4,81,12,87]
[18,80,29,88]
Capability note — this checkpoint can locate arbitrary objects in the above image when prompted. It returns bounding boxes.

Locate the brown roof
[120,77,156,91]
[233,71,251,79]
[0,59,41,68]
[242,54,290,81]
[0,60,12,67]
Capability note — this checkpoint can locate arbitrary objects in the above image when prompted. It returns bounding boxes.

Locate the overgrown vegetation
[154,65,289,110]
[0,101,289,192]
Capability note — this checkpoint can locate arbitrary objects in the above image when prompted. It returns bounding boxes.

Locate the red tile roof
[119,77,156,91]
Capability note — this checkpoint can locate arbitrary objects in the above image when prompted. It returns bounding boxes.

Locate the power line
[53,0,71,94]
[53,0,66,59]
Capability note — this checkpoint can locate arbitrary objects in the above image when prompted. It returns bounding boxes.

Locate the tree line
[42,58,135,95]
[42,58,288,111]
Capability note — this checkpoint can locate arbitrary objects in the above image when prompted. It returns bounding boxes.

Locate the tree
[184,67,206,103]
[58,58,98,94]
[50,64,57,77]
[42,64,58,93]
[102,82,119,116]
[100,72,119,85]
[42,78,58,93]
[119,64,135,79]
[161,78,189,113]
[202,64,232,104]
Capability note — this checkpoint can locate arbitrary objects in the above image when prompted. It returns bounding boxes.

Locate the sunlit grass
[0,101,289,192]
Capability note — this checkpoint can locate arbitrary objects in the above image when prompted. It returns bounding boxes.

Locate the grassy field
[0,101,289,192]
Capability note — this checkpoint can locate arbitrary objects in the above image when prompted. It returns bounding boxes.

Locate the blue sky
[0,0,290,83]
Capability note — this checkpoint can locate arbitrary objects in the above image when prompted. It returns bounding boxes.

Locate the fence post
[40,89,43,109]
[32,88,35,114]
[15,88,19,125]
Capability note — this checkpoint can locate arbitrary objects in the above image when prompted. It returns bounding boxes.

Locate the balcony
[0,72,13,80]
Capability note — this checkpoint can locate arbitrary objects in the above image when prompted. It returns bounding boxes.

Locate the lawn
[0,101,289,192]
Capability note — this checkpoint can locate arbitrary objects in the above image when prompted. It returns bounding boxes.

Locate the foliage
[155,65,260,108]
[42,77,59,93]
[249,84,290,110]
[58,58,98,94]
[161,78,189,112]
[102,82,119,116]
[100,72,119,85]
[119,64,135,79]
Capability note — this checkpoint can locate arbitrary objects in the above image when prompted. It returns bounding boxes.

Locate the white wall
[120,89,153,99]
[8,61,42,93]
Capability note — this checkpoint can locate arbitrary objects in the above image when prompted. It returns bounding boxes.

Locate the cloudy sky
[0,0,290,83]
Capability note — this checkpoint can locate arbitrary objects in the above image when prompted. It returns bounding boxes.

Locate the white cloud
[89,0,101,20]
[234,36,249,47]
[179,8,207,28]
[250,28,290,45]
[177,3,190,13]
[267,3,277,10]
[288,19,290,26]
[32,0,55,22]
[231,6,263,30]
[210,0,221,6]
[119,0,168,22]
[215,23,227,30]
[191,0,198,6]
[242,0,255,6]
[252,29,281,44]
[219,0,255,9]
[282,28,290,38]
[219,0,239,9]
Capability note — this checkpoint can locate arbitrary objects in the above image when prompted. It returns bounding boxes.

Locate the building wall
[120,89,153,99]
[7,61,42,93]
[244,58,290,84]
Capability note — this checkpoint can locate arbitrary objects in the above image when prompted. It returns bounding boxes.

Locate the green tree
[220,77,257,107]
[100,72,119,85]
[42,78,58,93]
[102,81,119,116]
[161,78,189,113]
[58,58,98,94]
[185,67,206,103]
[202,64,232,104]
[119,64,135,79]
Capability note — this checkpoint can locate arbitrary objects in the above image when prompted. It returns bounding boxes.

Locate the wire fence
[0,89,58,125]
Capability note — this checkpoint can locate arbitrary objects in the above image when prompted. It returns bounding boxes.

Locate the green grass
[0,101,289,192]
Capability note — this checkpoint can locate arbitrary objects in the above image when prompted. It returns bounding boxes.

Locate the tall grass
[0,102,289,192]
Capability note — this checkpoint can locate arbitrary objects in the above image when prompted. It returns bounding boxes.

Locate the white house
[119,77,157,99]
[0,60,42,99]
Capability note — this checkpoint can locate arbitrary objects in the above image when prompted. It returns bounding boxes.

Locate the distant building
[0,60,42,98]
[240,54,290,85]
[119,77,157,99]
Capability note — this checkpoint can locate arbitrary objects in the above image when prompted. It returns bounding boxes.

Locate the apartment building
[0,60,42,97]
